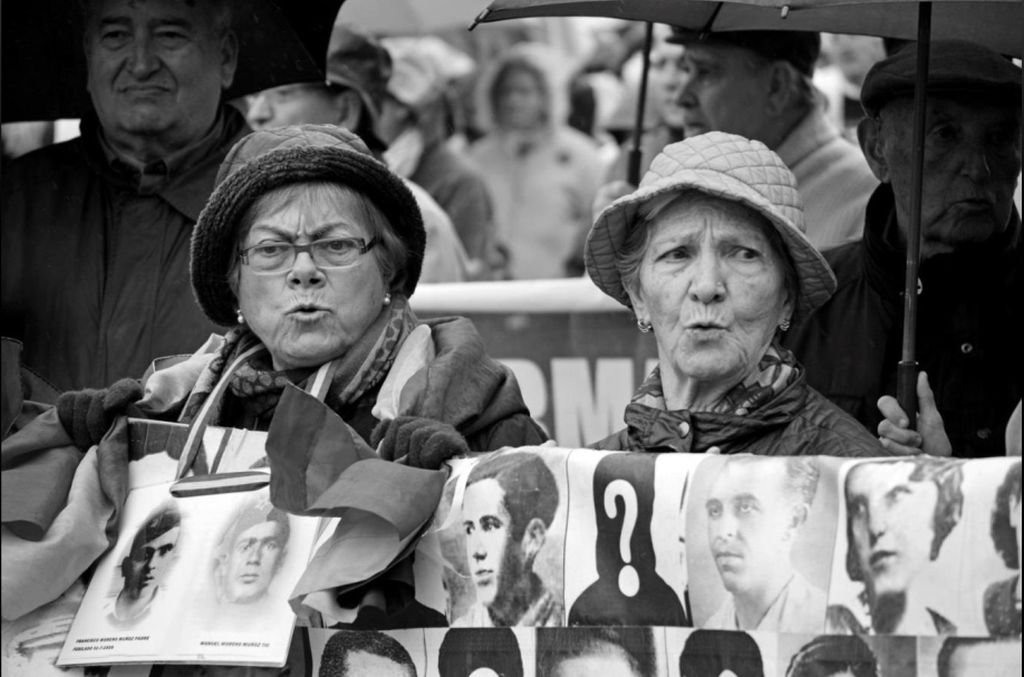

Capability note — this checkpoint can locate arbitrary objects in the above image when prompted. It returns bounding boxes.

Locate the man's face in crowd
[463,479,524,608]
[84,0,237,148]
[945,641,1021,677]
[124,526,180,596]
[706,461,796,596]
[224,520,284,603]
[246,83,343,130]
[676,43,772,142]
[341,650,415,677]
[846,462,938,597]
[874,96,1021,258]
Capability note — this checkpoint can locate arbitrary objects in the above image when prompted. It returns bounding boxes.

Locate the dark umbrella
[1,0,346,123]
[476,0,1023,424]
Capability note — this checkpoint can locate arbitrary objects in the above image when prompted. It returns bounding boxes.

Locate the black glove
[371,415,469,470]
[56,378,144,449]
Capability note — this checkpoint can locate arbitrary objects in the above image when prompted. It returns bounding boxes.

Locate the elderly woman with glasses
[584,132,885,456]
[3,124,549,612]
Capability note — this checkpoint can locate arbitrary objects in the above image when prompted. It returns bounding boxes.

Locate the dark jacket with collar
[1,108,249,391]
[591,371,884,457]
[784,184,1023,458]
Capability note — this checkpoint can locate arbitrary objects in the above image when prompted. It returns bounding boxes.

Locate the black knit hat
[668,29,821,76]
[191,125,425,327]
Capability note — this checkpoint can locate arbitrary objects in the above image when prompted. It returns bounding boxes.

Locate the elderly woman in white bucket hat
[586,132,885,456]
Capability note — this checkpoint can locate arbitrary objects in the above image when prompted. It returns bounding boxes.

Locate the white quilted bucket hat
[585,131,836,321]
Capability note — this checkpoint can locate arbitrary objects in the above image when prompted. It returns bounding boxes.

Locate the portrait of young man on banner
[687,455,837,633]
[106,501,182,628]
[920,636,1022,677]
[316,629,420,677]
[537,626,659,677]
[983,461,1021,637]
[827,457,965,635]
[444,450,567,628]
[212,497,291,607]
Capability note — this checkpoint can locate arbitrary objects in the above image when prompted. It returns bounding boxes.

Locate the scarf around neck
[623,342,802,453]
[180,296,418,428]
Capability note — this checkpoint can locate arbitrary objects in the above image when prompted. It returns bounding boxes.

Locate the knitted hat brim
[191,145,425,327]
[585,169,836,323]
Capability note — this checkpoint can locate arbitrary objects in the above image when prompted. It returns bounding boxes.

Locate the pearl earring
[383,292,392,306]
[637,319,652,333]
[779,318,791,332]
[236,309,245,325]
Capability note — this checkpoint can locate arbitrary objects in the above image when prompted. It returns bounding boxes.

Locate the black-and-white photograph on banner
[564,450,697,626]
[825,457,969,636]
[954,458,1021,637]
[425,626,533,677]
[310,628,427,677]
[537,627,667,677]
[917,635,1022,677]
[58,483,318,666]
[686,455,840,633]
[666,627,775,677]
[776,633,916,677]
[435,448,569,628]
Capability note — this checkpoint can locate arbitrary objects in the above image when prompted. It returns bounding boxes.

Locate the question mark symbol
[604,479,640,597]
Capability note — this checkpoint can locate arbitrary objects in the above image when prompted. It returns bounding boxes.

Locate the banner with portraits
[28,418,1021,675]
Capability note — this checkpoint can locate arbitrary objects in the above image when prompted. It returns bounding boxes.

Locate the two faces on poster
[107,493,293,628]
[436,449,1022,637]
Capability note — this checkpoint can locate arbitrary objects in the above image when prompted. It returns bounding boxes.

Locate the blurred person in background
[670,29,877,249]
[245,25,470,283]
[468,42,604,280]
[814,33,887,141]
[378,37,503,280]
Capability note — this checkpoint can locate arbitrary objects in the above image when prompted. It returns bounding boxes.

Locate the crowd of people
[0,0,1021,673]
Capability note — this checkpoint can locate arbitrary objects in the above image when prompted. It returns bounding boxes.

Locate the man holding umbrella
[1,0,249,390]
[670,28,878,250]
[785,40,1022,459]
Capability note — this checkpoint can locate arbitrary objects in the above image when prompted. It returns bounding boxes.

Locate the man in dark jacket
[1,0,249,390]
[785,40,1022,458]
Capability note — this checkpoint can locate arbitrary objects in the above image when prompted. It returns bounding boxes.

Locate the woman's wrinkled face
[629,195,791,388]
[235,184,388,371]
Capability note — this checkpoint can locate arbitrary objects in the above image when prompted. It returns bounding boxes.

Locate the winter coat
[1,109,249,391]
[591,371,884,457]
[784,184,1023,458]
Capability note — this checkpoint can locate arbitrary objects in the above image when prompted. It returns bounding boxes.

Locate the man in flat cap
[670,29,878,249]
[786,40,1022,458]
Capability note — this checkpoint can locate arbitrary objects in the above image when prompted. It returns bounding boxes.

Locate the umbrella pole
[897,1,932,427]
[627,22,655,186]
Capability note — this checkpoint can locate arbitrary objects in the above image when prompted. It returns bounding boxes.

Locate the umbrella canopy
[0,0,344,123]
[336,0,490,35]
[475,0,1023,58]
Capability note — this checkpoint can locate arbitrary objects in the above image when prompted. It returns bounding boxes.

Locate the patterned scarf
[623,342,802,454]
[180,296,418,427]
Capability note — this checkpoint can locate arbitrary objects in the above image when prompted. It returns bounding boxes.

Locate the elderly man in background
[245,26,469,283]
[1,0,249,390]
[670,29,878,249]
[785,41,1022,459]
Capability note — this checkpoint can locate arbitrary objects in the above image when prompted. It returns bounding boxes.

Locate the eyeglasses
[238,237,378,274]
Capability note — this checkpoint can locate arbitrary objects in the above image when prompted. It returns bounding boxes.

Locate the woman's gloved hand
[55,378,144,449]
[371,416,469,470]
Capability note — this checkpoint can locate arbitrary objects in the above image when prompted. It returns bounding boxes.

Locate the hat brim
[585,170,836,322]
